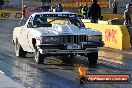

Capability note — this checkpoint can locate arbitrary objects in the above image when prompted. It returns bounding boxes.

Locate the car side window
[32,15,52,27]
[29,16,33,22]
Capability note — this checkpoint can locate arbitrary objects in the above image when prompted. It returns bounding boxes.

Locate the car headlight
[44,36,59,43]
[88,36,102,42]
[37,36,59,43]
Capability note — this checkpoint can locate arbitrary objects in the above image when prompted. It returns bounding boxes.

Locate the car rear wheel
[87,52,98,65]
[15,39,27,57]
[34,47,44,64]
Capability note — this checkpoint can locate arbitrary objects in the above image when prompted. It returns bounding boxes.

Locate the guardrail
[82,19,130,50]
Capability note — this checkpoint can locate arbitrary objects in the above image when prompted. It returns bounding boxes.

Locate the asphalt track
[0,20,132,88]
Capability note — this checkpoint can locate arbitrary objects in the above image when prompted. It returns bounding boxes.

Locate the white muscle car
[12,12,104,64]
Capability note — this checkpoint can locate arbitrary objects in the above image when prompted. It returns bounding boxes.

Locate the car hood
[34,24,102,36]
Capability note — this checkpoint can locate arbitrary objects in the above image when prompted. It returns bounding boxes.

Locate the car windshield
[33,14,85,27]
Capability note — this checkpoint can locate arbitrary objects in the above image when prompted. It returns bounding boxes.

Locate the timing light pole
[109,0,111,8]
[22,0,24,10]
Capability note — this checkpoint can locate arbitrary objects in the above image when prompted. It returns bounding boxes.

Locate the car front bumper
[38,42,104,54]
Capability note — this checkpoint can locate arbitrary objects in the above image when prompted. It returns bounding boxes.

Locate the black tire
[34,47,44,64]
[79,76,86,84]
[61,55,74,64]
[15,39,27,58]
[87,52,98,65]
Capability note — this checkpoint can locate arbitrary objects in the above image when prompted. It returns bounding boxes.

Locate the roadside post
[22,0,23,10]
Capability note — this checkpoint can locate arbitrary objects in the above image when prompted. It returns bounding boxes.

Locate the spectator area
[52,0,109,8]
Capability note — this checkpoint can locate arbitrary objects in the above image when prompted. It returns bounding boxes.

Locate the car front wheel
[34,47,44,64]
[87,52,98,65]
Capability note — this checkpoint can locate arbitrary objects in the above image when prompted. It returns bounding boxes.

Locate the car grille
[59,35,87,44]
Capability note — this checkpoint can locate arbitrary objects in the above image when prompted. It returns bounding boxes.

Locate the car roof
[32,12,76,16]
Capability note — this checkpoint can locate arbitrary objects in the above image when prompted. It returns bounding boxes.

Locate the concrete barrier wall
[102,14,124,21]
[0,10,22,19]
[78,13,130,21]
[83,21,130,50]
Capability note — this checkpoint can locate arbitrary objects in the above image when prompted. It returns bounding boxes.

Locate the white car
[12,12,104,64]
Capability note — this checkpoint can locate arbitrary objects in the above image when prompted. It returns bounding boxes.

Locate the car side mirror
[27,22,33,28]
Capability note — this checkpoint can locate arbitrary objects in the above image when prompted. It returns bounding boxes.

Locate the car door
[18,16,34,52]
[18,26,30,52]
